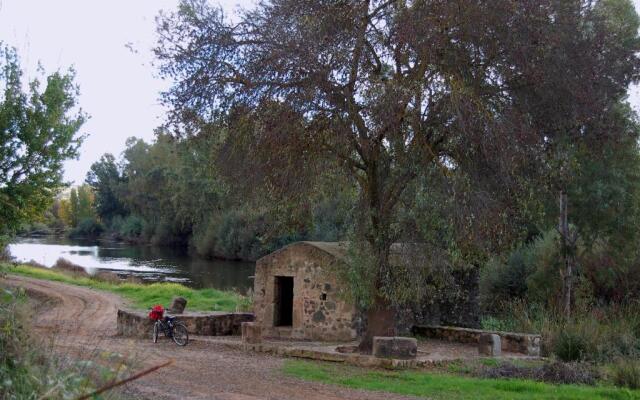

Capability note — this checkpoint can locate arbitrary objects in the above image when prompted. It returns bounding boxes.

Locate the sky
[1,0,640,185]
[0,0,251,184]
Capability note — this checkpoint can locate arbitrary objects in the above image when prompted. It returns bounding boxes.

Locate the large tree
[86,154,128,222]
[155,0,639,347]
[494,0,640,317]
[0,43,86,243]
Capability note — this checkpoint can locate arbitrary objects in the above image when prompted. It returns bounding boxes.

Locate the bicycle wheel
[172,322,189,346]
[153,321,159,343]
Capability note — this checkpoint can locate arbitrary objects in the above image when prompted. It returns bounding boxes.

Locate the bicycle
[149,305,189,346]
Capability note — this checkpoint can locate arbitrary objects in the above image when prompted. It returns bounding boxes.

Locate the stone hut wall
[253,242,358,341]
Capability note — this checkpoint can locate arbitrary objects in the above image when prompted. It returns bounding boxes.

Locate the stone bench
[117,309,254,338]
[241,322,262,344]
[411,325,541,356]
[372,336,418,360]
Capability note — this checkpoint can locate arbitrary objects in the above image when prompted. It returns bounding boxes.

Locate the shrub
[481,361,598,386]
[553,328,590,362]
[546,309,640,363]
[612,359,640,389]
[537,362,599,385]
[16,221,51,236]
[119,215,144,238]
[69,218,104,238]
[0,288,126,398]
[480,230,560,312]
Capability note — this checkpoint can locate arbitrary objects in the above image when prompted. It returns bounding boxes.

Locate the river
[7,236,255,292]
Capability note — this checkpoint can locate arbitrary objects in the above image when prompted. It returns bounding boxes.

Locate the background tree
[491,0,640,317]
[69,188,79,227]
[0,43,86,246]
[86,154,128,222]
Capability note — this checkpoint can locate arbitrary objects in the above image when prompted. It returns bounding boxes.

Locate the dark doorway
[274,276,294,327]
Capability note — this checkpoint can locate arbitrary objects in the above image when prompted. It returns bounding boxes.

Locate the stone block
[169,296,187,314]
[527,335,541,357]
[478,333,501,357]
[242,322,262,344]
[372,336,418,360]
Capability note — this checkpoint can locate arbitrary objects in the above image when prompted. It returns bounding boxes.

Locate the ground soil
[3,275,415,400]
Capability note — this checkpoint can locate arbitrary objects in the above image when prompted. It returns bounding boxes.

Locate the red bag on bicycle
[149,305,164,321]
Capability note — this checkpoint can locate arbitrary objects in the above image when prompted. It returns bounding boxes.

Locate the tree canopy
[155,0,640,344]
[0,43,86,243]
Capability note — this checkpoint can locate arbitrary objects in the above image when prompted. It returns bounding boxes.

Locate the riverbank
[6,236,255,290]
[4,273,640,399]
[1,274,401,400]
[3,263,250,312]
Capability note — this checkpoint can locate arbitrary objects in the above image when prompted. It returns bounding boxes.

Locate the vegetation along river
[7,236,255,292]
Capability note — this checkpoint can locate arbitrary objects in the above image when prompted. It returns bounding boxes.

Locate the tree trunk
[358,243,396,353]
[558,189,573,318]
[358,296,396,353]
[356,156,398,353]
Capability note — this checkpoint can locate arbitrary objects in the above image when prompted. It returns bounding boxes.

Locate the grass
[283,360,640,400]
[4,264,249,312]
[0,287,129,399]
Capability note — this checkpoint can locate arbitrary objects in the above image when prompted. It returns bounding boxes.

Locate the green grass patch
[283,360,640,400]
[4,264,249,312]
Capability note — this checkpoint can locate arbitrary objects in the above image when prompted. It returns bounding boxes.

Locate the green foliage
[0,288,125,399]
[480,231,561,311]
[554,328,590,362]
[485,299,640,362]
[612,359,640,390]
[86,153,128,221]
[69,217,104,238]
[0,43,86,239]
[118,214,144,239]
[283,360,640,400]
[16,221,52,236]
[7,264,249,312]
[83,132,352,260]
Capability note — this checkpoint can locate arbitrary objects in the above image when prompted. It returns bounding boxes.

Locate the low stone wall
[240,342,425,369]
[117,309,254,338]
[412,325,541,356]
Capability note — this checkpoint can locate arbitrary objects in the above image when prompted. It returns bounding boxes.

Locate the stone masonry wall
[117,309,254,339]
[253,243,358,341]
[412,325,541,356]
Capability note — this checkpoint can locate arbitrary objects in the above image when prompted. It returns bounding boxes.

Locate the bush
[481,361,599,386]
[192,210,304,261]
[16,221,51,236]
[547,309,640,363]
[480,230,560,312]
[119,215,144,239]
[0,288,126,398]
[553,328,590,362]
[612,359,640,389]
[69,218,104,238]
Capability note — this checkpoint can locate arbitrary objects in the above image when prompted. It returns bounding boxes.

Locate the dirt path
[3,275,415,400]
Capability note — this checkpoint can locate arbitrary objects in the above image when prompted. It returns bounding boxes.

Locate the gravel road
[3,275,415,400]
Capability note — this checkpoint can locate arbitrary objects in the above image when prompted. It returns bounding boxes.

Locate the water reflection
[8,236,255,291]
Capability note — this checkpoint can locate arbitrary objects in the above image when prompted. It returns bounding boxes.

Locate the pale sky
[1,0,640,185]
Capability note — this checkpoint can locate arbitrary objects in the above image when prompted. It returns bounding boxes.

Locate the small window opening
[274,276,294,327]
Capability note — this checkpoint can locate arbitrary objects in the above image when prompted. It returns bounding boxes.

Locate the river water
[7,236,255,292]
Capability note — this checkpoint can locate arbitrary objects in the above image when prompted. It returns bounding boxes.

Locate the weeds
[0,287,129,399]
[612,359,640,390]
[482,299,640,363]
[481,361,599,386]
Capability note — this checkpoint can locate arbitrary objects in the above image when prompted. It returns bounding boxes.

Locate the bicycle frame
[155,319,175,337]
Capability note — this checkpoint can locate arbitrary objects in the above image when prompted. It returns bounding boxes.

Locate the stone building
[252,241,480,342]
[252,242,359,341]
